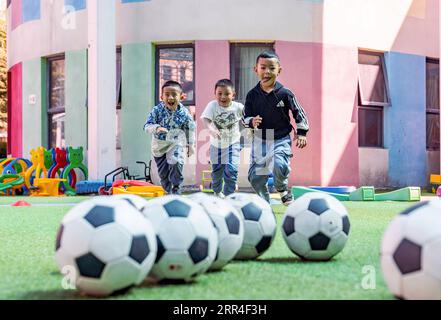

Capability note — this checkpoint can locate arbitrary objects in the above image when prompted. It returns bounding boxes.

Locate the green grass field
[0,196,424,300]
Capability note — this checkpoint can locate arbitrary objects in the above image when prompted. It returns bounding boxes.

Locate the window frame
[229,42,275,103]
[426,57,440,151]
[47,54,66,149]
[357,50,389,148]
[358,105,384,148]
[357,50,391,107]
[155,43,195,106]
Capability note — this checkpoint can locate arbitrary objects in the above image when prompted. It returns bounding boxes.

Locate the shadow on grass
[19,286,141,300]
[137,277,197,289]
[19,289,86,300]
[231,256,336,264]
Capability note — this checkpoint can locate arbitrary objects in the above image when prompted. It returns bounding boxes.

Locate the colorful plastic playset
[0,146,88,197]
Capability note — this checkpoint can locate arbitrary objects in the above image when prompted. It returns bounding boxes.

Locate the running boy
[243,51,309,205]
[144,80,196,195]
[201,79,244,198]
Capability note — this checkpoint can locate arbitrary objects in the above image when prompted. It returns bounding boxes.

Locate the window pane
[358,107,383,147]
[116,49,122,105]
[116,109,121,150]
[427,60,439,110]
[50,112,66,149]
[231,44,274,102]
[427,113,440,150]
[158,47,194,104]
[50,59,65,110]
[358,52,389,105]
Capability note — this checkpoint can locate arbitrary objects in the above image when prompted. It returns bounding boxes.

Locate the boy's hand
[156,127,168,134]
[187,145,195,157]
[295,135,307,149]
[209,127,221,139]
[252,115,263,129]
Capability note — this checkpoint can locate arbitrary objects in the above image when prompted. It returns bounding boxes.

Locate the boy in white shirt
[201,79,244,198]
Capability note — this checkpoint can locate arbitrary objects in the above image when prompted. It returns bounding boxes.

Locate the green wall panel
[121,43,154,177]
[65,50,88,151]
[22,58,43,157]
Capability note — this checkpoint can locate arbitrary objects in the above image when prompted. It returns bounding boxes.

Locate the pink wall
[320,44,359,186]
[195,41,230,183]
[276,41,323,186]
[276,41,359,186]
[11,0,22,31]
[8,63,23,158]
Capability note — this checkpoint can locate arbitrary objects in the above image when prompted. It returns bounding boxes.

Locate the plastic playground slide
[0,174,25,192]
[291,186,420,202]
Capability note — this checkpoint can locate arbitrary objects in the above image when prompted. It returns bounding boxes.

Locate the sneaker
[279,190,293,206]
[214,192,226,199]
[171,186,182,195]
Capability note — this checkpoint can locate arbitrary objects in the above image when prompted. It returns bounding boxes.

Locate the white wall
[359,148,389,187]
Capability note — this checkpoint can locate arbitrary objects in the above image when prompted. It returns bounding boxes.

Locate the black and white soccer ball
[281,192,350,261]
[381,200,441,300]
[226,193,276,260]
[55,197,157,297]
[111,194,149,211]
[189,193,244,271]
[141,195,218,282]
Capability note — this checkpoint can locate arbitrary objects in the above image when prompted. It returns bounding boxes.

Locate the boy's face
[215,86,235,107]
[161,85,185,109]
[254,57,281,88]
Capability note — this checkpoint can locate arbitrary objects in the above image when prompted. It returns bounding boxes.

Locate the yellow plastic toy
[31,178,67,197]
[25,147,48,190]
[430,174,441,193]
[109,179,166,197]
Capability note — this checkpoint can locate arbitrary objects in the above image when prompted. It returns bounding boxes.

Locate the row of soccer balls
[55,192,351,296]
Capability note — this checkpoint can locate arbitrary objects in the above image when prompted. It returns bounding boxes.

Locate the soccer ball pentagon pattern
[55,197,157,297]
[226,193,277,260]
[189,193,244,271]
[111,194,149,211]
[141,195,218,282]
[381,199,441,300]
[281,192,350,261]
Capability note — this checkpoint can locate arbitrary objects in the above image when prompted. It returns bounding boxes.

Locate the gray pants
[248,135,293,203]
[154,145,184,194]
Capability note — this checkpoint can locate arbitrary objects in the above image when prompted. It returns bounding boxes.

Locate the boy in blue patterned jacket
[143,81,196,194]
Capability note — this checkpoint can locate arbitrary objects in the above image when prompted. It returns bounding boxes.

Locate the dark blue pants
[154,145,184,194]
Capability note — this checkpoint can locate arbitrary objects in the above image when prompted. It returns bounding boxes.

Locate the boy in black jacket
[243,51,309,205]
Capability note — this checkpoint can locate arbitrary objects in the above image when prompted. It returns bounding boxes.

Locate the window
[48,56,66,149]
[230,43,274,103]
[116,48,122,151]
[426,58,440,151]
[155,44,195,106]
[357,51,390,147]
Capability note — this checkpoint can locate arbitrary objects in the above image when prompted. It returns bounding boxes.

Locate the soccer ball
[381,200,441,299]
[140,195,218,282]
[55,197,157,297]
[226,193,276,260]
[188,193,244,271]
[111,194,149,211]
[281,192,350,261]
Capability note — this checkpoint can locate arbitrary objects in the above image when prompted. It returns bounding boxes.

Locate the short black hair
[256,51,280,65]
[162,80,183,92]
[215,79,235,91]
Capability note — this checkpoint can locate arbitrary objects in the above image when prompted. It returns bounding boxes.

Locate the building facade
[6,0,440,188]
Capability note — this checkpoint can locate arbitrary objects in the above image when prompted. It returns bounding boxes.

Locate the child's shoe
[279,189,293,206]
[214,192,225,199]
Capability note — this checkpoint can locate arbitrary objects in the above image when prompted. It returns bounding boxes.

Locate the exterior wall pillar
[87,0,116,179]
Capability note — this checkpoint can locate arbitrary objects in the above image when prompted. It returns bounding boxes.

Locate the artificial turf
[0,197,425,300]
